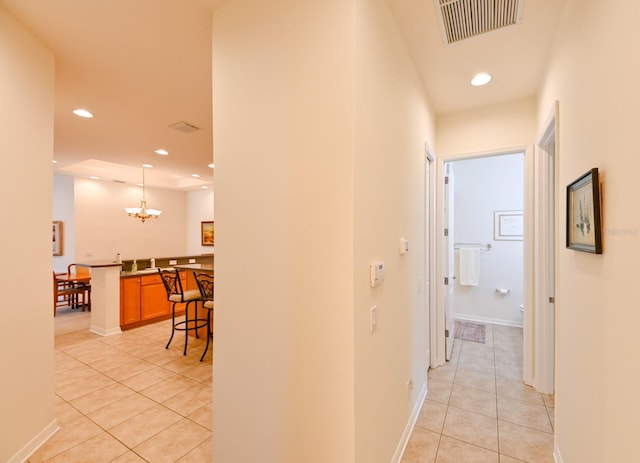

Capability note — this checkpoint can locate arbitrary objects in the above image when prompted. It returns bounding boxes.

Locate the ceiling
[1,0,565,189]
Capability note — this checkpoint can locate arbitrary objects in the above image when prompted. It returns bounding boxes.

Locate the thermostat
[370,261,385,287]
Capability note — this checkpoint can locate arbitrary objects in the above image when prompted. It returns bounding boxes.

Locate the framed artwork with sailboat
[566,168,602,254]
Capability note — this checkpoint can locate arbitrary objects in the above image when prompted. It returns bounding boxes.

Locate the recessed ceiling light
[53,160,58,164]
[142,164,153,168]
[208,163,214,168]
[471,73,492,86]
[192,174,200,178]
[89,176,99,180]
[155,149,169,155]
[201,186,209,189]
[72,108,94,118]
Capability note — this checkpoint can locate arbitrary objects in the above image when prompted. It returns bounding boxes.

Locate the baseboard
[390,381,427,463]
[455,314,523,329]
[554,445,563,463]
[8,419,59,463]
[90,325,122,336]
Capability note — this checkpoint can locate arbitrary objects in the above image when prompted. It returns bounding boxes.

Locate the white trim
[454,314,523,329]
[523,144,536,386]
[435,146,529,369]
[391,381,428,463]
[8,419,59,463]
[90,325,122,336]
[554,445,564,463]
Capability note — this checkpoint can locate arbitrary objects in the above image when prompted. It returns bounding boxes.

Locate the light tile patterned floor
[29,306,212,462]
[402,324,555,463]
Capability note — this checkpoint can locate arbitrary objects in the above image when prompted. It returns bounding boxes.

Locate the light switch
[399,238,409,254]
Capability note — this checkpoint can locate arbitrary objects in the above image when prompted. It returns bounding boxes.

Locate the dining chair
[67,263,92,311]
[158,268,206,356]
[53,271,86,316]
[193,272,214,361]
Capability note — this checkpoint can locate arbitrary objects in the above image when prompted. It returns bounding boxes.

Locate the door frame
[525,101,559,394]
[433,146,531,368]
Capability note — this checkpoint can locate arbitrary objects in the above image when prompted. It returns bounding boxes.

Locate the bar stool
[158,268,206,356]
[193,272,214,361]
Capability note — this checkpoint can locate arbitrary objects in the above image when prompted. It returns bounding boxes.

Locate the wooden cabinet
[121,277,141,325]
[140,274,169,320]
[120,271,187,329]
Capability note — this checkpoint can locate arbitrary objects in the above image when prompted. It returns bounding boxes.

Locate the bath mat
[454,320,486,344]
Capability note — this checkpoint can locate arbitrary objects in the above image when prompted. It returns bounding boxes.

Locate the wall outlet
[370,305,378,333]
[189,258,196,264]
[169,259,177,265]
[85,250,94,257]
[406,379,414,394]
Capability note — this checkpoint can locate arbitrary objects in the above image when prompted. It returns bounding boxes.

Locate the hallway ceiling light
[155,149,169,155]
[471,73,492,86]
[125,167,162,223]
[208,163,214,169]
[72,108,94,118]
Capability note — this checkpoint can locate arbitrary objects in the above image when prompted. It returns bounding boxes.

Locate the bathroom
[450,152,524,327]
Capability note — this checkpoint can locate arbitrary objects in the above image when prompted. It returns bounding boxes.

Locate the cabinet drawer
[141,273,163,285]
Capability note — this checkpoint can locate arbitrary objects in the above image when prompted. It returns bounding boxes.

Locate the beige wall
[354,0,435,461]
[212,1,356,461]
[537,0,640,461]
[212,0,434,461]
[436,96,536,158]
[0,5,56,461]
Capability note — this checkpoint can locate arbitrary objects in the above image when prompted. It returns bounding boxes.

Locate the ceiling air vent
[434,0,524,44]
[169,121,200,134]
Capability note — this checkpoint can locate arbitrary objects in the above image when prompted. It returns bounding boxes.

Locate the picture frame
[53,221,63,256]
[493,210,523,241]
[201,221,214,246]
[566,168,602,254]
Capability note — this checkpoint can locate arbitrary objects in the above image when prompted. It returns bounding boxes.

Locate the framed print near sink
[566,168,602,254]
[201,221,214,246]
[53,221,63,256]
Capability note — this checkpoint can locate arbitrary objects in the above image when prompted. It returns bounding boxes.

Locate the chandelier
[125,167,162,222]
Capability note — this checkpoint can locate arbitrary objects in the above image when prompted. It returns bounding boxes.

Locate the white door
[443,163,455,361]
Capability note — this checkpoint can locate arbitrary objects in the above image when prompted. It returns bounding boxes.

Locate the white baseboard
[90,325,122,336]
[554,445,563,463]
[390,382,427,463]
[8,419,59,463]
[455,314,523,329]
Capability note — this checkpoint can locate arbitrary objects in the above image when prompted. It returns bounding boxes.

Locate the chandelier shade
[125,167,162,222]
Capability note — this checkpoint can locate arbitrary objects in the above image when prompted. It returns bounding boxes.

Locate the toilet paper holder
[495,288,510,295]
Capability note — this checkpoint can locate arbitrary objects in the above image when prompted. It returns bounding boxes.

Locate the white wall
[53,174,75,272]
[0,6,57,461]
[186,189,214,254]
[537,0,640,461]
[212,1,434,462]
[354,0,435,461]
[74,178,187,261]
[451,154,524,327]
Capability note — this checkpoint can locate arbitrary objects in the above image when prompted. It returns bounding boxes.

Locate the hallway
[402,324,554,463]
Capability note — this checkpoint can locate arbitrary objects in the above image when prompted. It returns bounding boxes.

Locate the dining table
[55,272,91,309]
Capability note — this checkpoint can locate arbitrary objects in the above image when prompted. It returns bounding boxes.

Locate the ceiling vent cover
[435,0,524,44]
[169,121,200,134]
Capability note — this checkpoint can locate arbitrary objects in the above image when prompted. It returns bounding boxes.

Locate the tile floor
[402,323,555,463]
[29,305,212,462]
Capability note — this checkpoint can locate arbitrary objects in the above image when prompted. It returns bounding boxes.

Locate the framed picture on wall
[566,168,602,254]
[494,210,523,241]
[201,221,214,246]
[53,221,63,256]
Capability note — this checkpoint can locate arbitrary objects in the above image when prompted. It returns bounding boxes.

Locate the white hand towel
[459,248,480,286]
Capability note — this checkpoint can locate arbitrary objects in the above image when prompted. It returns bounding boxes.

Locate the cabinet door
[121,277,141,325]
[141,283,169,320]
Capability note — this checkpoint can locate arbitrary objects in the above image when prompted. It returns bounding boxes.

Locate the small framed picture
[201,221,214,246]
[53,221,63,256]
[494,210,523,241]
[566,168,602,254]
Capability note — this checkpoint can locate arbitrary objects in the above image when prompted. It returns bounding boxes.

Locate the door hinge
[445,329,450,337]
[444,228,449,237]
[445,176,449,184]
[549,296,555,303]
[444,277,449,285]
